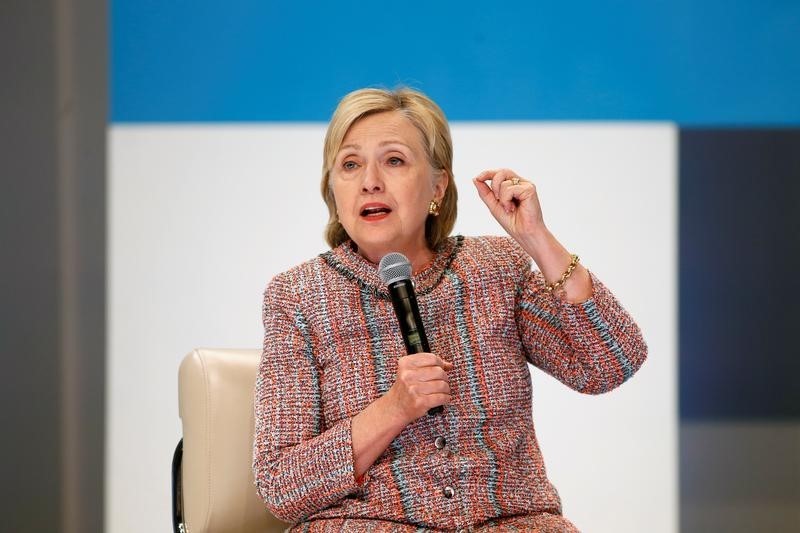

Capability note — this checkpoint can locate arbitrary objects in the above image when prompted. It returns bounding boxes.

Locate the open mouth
[360,205,392,218]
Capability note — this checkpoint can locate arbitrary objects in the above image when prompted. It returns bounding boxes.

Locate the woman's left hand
[473,169,546,241]
[474,168,593,303]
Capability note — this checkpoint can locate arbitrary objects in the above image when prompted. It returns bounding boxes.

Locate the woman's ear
[433,169,449,202]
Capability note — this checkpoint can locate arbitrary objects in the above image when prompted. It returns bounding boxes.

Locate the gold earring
[428,199,441,216]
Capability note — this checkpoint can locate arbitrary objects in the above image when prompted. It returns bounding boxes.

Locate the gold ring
[511,177,520,186]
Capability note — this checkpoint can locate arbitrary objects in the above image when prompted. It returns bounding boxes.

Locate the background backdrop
[108,122,677,533]
[2,1,798,532]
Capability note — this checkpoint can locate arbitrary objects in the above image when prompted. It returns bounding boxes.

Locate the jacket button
[442,486,455,499]
[434,436,446,450]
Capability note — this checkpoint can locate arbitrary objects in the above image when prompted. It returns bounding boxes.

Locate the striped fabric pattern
[253,235,647,531]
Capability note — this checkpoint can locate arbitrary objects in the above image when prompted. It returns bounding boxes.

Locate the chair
[172,348,289,533]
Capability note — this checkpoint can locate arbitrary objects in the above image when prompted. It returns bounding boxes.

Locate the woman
[253,87,647,532]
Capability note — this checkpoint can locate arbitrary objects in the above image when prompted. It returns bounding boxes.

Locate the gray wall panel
[1,1,106,531]
[681,421,800,532]
[0,3,62,531]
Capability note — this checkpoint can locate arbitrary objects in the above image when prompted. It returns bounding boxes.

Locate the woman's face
[330,111,447,264]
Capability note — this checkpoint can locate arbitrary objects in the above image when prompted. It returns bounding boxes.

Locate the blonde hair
[321,87,457,250]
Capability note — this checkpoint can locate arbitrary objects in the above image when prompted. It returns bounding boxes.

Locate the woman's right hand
[387,353,453,424]
[351,353,452,478]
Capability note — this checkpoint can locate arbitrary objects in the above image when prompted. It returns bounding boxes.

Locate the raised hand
[473,168,546,242]
[473,168,593,303]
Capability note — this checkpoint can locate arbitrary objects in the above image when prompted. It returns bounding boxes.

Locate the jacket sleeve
[252,275,361,523]
[515,259,648,395]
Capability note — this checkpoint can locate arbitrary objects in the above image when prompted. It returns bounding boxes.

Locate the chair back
[177,348,288,533]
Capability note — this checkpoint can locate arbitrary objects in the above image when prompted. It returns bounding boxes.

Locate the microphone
[378,252,442,416]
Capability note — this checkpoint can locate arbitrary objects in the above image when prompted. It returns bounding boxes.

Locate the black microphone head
[378,252,412,285]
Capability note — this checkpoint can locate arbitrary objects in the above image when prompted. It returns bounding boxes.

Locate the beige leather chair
[173,348,288,533]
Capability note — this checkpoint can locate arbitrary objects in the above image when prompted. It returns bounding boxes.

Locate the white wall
[107,123,677,532]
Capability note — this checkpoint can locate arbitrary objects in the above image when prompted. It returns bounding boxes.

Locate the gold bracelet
[545,254,579,294]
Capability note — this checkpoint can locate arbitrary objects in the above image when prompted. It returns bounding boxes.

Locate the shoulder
[456,235,532,274]
[263,254,329,306]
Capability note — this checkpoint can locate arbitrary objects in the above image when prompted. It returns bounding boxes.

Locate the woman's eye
[387,157,404,166]
[342,161,358,170]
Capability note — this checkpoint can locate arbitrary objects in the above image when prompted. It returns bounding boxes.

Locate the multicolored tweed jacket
[253,235,647,532]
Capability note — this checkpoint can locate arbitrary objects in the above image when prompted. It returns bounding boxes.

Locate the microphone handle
[388,280,443,416]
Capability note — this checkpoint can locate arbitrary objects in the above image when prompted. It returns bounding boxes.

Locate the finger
[415,365,449,382]
[498,177,530,213]
[401,353,438,368]
[474,169,498,184]
[495,178,518,213]
[490,168,517,200]
[473,178,506,219]
[412,393,450,414]
[475,169,504,198]
[488,168,507,199]
[473,175,495,201]
[402,353,452,369]
[434,393,451,405]
[414,380,451,396]
[435,356,453,369]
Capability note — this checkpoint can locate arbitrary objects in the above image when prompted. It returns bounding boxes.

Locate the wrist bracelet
[545,254,579,295]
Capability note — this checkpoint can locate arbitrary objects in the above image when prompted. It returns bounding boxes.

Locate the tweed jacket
[253,235,647,532]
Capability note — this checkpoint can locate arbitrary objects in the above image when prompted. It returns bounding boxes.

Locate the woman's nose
[361,162,383,192]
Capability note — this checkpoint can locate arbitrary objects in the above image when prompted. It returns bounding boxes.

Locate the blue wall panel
[112,1,800,124]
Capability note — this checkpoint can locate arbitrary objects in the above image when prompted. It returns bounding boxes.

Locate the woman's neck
[356,242,434,274]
